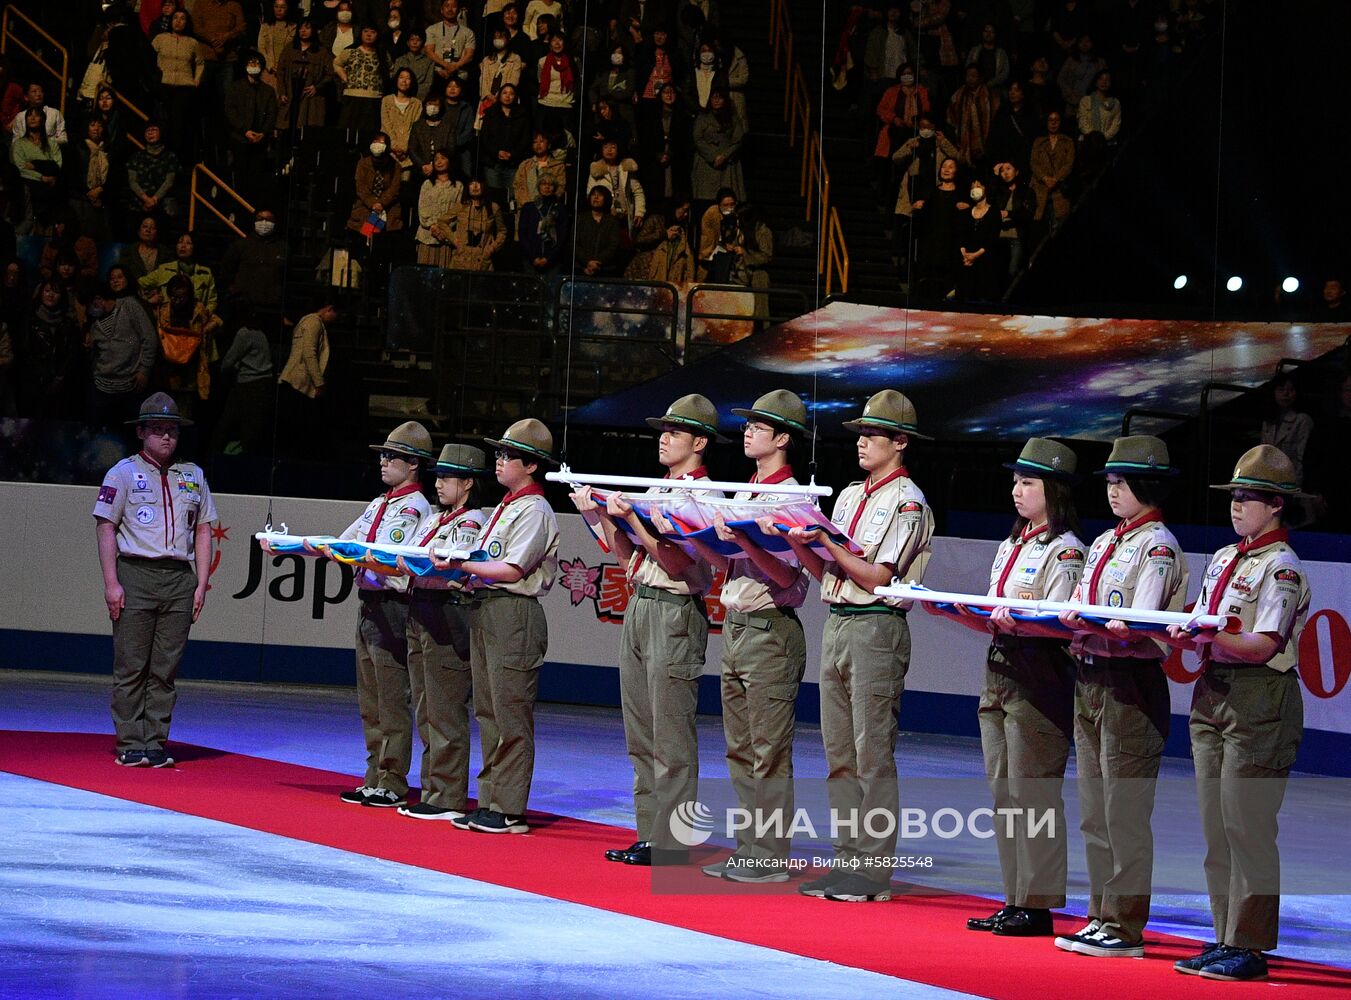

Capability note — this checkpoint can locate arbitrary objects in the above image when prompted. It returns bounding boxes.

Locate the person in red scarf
[535,31,576,137]
[1163,445,1311,983]
[947,63,994,166]
[1054,436,1187,959]
[873,62,931,159]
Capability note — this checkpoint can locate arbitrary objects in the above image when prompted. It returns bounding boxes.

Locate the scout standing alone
[94,392,218,768]
[1165,445,1311,983]
[438,419,560,835]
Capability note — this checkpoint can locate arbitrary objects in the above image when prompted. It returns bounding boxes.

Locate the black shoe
[397,802,465,821]
[450,808,486,830]
[621,844,652,866]
[992,908,1055,937]
[798,869,848,897]
[468,809,528,834]
[115,749,148,767]
[605,841,646,863]
[361,788,408,808]
[340,785,377,805]
[823,873,893,902]
[145,748,175,768]
[968,905,1019,932]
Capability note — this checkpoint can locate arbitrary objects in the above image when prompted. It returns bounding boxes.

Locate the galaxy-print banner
[568,302,1349,442]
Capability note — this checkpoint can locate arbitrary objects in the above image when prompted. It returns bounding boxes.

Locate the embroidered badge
[1274,568,1300,583]
[898,500,924,514]
[488,539,503,558]
[390,528,406,543]
[1107,590,1124,607]
[1148,544,1175,559]
[1058,548,1085,562]
[97,485,118,504]
[135,506,155,525]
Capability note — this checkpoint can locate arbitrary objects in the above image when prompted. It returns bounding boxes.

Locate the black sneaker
[450,808,486,830]
[397,802,465,821]
[823,873,893,902]
[362,788,408,808]
[1174,942,1227,976]
[1198,948,1268,982]
[115,749,148,767]
[340,785,377,805]
[469,809,529,834]
[145,748,175,768]
[798,868,849,897]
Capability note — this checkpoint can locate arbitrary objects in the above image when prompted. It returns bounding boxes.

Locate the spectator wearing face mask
[889,113,962,268]
[477,27,525,126]
[225,51,279,202]
[348,132,404,237]
[409,96,457,182]
[590,42,637,134]
[220,208,287,312]
[954,177,1001,302]
[874,63,931,161]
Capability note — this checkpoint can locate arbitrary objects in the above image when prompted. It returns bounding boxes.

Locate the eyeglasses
[495,449,523,463]
[378,450,410,463]
[743,422,775,436]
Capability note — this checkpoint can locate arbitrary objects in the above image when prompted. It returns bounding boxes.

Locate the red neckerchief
[1085,510,1163,604]
[751,464,794,486]
[139,451,176,550]
[482,481,545,540]
[364,482,423,543]
[846,466,908,537]
[1200,528,1289,664]
[995,522,1047,598]
[417,505,470,547]
[667,465,709,483]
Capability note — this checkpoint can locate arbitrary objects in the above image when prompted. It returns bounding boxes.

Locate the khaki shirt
[987,528,1085,602]
[1072,518,1188,659]
[719,475,808,613]
[340,483,431,592]
[1196,536,1310,673]
[93,453,218,561]
[411,505,484,591]
[628,475,717,597]
[476,489,559,598]
[821,469,934,606]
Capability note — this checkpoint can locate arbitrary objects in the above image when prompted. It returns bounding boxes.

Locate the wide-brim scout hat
[645,393,730,443]
[1004,437,1078,480]
[731,389,810,436]
[841,389,930,439]
[1095,435,1180,477]
[369,421,435,461]
[434,443,489,477]
[484,417,558,466]
[127,391,193,427]
[1210,444,1312,498]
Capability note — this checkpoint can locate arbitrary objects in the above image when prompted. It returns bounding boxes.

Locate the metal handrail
[1121,407,1189,436]
[823,206,849,295]
[803,129,829,225]
[109,86,151,150]
[0,5,67,115]
[188,163,255,239]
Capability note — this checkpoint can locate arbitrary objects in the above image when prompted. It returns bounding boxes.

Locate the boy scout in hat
[436,419,559,835]
[396,444,487,821]
[1164,445,1311,982]
[680,390,810,883]
[570,393,723,867]
[781,389,934,902]
[942,438,1085,935]
[1055,436,1187,958]
[337,422,434,808]
[94,392,218,768]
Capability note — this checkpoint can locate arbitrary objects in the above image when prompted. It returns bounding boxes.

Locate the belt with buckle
[636,584,700,605]
[828,603,907,618]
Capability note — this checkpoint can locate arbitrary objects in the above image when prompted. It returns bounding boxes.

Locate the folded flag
[359,210,387,239]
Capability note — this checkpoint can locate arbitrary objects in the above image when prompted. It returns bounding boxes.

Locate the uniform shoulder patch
[898,500,924,514]
[1058,547,1085,562]
[97,485,118,504]
[1274,568,1300,583]
[399,506,422,516]
[1147,544,1175,559]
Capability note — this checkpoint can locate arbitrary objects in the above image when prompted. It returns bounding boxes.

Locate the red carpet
[3,729,1347,999]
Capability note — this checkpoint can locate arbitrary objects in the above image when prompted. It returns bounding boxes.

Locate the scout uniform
[975,438,1085,934]
[400,445,487,820]
[1061,436,1188,955]
[455,419,560,835]
[93,393,217,768]
[338,422,434,807]
[610,394,725,863]
[814,391,934,896]
[1180,445,1310,975]
[712,391,811,877]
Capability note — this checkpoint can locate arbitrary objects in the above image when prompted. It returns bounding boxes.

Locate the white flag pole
[253,531,471,563]
[546,466,833,497]
[876,582,1237,632]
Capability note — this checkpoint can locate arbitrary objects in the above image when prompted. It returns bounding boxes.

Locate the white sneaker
[1054,918,1102,951]
[1073,930,1145,958]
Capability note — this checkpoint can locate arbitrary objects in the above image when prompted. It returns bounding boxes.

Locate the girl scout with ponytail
[1055,435,1187,959]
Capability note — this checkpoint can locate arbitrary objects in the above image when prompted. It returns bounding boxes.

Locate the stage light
[1173,275,1188,290]
[1282,276,1300,294]
[1226,276,1243,292]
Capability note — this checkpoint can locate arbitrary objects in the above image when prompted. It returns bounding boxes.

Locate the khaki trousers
[469,592,548,816]
[407,591,473,810]
[721,609,807,862]
[819,610,910,883]
[979,638,1075,909]
[1190,666,1302,951]
[110,556,195,752]
[618,591,708,850]
[1074,655,1170,943]
[355,592,412,795]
